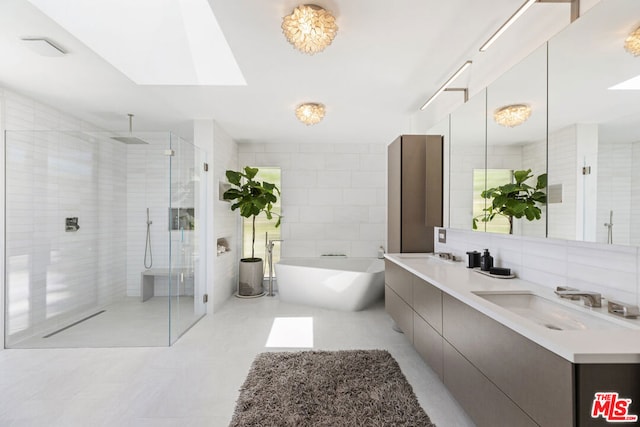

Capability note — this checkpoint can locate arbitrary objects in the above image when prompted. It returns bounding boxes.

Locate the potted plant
[223,166,281,297]
[473,169,547,234]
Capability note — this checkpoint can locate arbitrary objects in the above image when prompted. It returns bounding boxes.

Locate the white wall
[597,140,632,245]
[1,88,127,345]
[435,227,640,307]
[125,134,201,298]
[1,87,210,347]
[449,142,484,230]
[238,142,386,258]
[194,120,238,311]
[548,125,579,240]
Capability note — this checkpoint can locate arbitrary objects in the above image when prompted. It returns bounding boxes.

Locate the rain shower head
[111,136,148,145]
[111,114,149,145]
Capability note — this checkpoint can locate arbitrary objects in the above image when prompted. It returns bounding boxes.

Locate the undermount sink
[473,291,630,331]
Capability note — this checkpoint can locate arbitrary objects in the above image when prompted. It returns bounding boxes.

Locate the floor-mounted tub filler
[275,257,385,311]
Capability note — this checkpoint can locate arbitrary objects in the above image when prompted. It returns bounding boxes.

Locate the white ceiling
[0,0,602,145]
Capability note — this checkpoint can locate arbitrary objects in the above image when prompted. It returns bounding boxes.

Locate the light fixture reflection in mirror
[493,104,532,127]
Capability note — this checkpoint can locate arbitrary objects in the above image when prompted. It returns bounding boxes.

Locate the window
[242,167,282,268]
[473,169,512,234]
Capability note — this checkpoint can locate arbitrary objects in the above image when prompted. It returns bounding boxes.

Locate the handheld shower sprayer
[144,208,153,269]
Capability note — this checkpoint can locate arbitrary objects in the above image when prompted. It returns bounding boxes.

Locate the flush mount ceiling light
[624,26,640,56]
[282,4,338,55]
[493,104,532,127]
[295,103,325,125]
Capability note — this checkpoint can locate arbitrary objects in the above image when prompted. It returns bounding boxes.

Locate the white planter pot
[238,258,264,297]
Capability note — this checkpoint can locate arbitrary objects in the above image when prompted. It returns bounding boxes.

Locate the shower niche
[169,207,195,230]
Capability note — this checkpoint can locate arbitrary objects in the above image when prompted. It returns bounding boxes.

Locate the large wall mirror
[447,89,486,231]
[548,0,640,245]
[442,0,640,246]
[486,44,548,238]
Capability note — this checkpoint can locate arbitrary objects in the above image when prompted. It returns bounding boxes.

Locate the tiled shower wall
[434,227,640,307]
[2,88,127,343]
[238,142,386,258]
[596,139,640,246]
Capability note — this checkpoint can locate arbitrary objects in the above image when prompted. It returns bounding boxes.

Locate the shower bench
[140,268,194,302]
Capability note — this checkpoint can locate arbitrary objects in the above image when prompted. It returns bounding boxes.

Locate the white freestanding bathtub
[275,257,385,311]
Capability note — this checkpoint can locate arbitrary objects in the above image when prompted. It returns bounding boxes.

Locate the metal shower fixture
[111,113,149,145]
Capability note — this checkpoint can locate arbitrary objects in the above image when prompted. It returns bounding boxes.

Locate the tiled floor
[0,295,475,426]
[11,297,203,349]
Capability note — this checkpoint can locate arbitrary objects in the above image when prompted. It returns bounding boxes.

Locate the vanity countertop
[385,253,640,364]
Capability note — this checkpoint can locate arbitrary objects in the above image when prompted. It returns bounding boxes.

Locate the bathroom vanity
[385,254,640,427]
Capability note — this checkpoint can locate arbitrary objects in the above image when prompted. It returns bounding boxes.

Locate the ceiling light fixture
[493,104,532,127]
[624,26,640,56]
[295,103,325,125]
[479,0,537,52]
[419,61,472,111]
[479,0,580,52]
[282,4,338,55]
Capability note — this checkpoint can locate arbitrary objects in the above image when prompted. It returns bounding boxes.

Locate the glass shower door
[168,133,206,344]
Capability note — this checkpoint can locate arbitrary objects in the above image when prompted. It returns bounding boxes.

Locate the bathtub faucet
[266,237,283,297]
[267,239,283,254]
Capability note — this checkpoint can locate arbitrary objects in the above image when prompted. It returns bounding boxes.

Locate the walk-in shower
[4,129,207,348]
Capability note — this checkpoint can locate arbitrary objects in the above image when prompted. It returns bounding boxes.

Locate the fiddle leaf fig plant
[473,169,547,234]
[223,166,281,260]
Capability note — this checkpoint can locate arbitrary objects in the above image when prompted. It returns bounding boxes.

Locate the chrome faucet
[266,233,283,297]
[554,287,602,307]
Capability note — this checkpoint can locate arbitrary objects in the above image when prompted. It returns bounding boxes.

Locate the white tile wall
[239,142,386,258]
[435,228,640,307]
[1,87,207,346]
[2,89,127,345]
[548,125,578,240]
[210,122,239,309]
[597,139,638,245]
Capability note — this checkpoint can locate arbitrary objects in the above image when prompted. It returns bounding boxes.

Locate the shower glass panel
[4,130,206,348]
[168,133,206,344]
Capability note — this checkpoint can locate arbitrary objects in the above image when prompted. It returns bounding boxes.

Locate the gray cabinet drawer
[384,260,413,305]
[413,276,442,334]
[414,312,443,380]
[385,284,413,341]
[443,340,538,427]
[443,294,573,427]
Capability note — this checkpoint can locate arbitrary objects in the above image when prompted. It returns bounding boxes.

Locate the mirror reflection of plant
[223,166,281,260]
[473,169,547,234]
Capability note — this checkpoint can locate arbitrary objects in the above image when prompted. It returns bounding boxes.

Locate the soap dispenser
[480,249,493,271]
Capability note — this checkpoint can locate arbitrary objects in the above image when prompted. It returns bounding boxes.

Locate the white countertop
[385,253,640,364]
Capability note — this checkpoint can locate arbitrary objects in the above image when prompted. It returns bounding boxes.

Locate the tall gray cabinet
[387,135,443,253]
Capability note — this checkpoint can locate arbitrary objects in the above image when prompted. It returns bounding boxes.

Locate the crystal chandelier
[295,103,325,125]
[493,104,532,127]
[281,5,338,55]
[624,26,640,56]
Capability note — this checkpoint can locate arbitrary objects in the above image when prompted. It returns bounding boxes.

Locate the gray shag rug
[229,350,435,427]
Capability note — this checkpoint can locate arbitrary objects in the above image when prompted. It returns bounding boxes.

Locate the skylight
[27,0,246,86]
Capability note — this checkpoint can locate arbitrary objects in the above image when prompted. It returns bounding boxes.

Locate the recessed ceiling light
[21,37,67,57]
